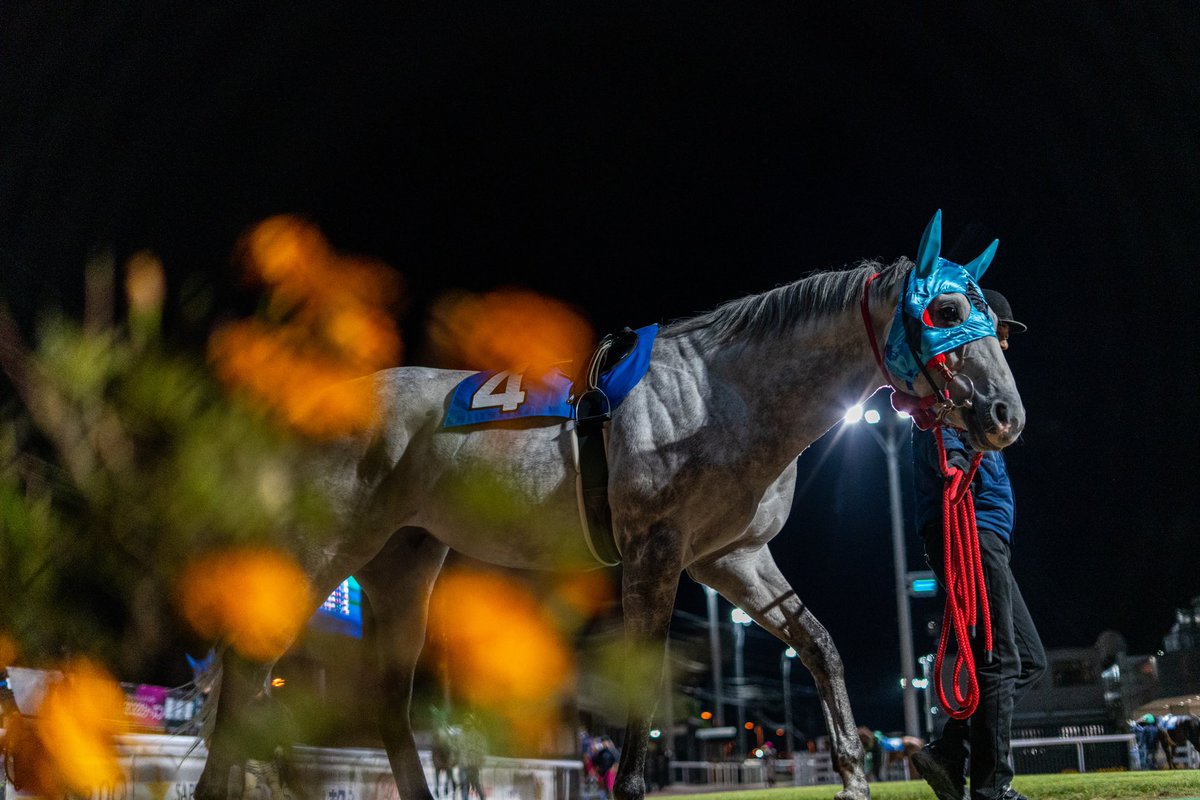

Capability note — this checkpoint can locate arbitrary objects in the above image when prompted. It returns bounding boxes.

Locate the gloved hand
[944,465,969,505]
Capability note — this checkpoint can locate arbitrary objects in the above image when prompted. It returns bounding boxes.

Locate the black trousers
[924,527,1047,800]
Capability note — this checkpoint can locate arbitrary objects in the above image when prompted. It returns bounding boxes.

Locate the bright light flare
[177,548,315,661]
[843,404,864,424]
[864,409,881,424]
[731,608,752,625]
[785,646,797,658]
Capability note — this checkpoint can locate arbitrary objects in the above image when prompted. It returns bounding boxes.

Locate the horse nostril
[994,402,1009,426]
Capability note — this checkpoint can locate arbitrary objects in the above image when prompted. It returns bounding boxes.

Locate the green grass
[669,770,1200,800]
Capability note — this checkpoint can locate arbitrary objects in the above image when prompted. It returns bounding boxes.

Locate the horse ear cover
[963,239,999,281]
[915,209,943,277]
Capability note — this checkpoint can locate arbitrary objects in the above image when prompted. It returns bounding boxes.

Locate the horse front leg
[194,650,282,800]
[356,527,449,800]
[612,526,684,800]
[689,545,870,800]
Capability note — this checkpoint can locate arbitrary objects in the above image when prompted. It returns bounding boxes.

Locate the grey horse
[196,226,1024,800]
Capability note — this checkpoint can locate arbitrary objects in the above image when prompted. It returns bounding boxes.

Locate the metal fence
[667,759,765,789]
[1,733,586,800]
[1011,734,1138,774]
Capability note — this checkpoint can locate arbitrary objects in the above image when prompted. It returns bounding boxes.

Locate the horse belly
[412,423,599,570]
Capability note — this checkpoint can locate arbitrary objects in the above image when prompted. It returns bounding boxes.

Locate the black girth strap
[573,328,638,566]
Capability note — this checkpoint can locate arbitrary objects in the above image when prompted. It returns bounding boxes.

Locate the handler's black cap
[983,289,1027,333]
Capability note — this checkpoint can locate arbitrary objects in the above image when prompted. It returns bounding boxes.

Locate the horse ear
[915,210,943,277]
[964,239,999,280]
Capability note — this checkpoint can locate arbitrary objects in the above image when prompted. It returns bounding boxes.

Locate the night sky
[3,4,1198,733]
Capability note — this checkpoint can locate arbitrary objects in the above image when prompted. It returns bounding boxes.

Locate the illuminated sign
[309,576,363,638]
[906,570,939,598]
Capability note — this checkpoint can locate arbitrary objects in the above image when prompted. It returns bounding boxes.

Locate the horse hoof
[834,775,871,800]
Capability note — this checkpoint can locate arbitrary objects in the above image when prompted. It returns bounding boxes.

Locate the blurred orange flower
[177,548,314,661]
[428,288,593,370]
[0,632,17,667]
[551,570,615,624]
[210,216,403,439]
[25,660,127,794]
[429,569,573,747]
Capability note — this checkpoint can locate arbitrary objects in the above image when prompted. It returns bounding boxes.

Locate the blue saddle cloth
[443,324,658,428]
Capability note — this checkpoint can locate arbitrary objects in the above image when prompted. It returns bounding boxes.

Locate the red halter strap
[859,272,941,430]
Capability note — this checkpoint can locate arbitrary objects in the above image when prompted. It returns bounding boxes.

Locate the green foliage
[0,280,335,680]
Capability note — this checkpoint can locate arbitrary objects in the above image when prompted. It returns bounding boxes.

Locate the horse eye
[937,305,961,325]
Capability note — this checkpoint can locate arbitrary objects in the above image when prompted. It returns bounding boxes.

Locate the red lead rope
[861,272,993,719]
[933,426,992,719]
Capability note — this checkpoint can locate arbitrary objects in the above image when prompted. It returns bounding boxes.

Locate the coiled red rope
[932,426,992,719]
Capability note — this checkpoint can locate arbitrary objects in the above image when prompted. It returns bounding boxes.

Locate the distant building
[923,599,1200,739]
[1103,596,1200,720]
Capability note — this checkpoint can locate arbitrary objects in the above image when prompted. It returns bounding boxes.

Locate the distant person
[910,290,1048,800]
[591,736,619,799]
[761,741,778,787]
[642,739,670,792]
[1135,714,1159,770]
[458,715,487,800]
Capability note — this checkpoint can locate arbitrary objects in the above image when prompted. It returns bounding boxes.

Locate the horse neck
[686,277,899,467]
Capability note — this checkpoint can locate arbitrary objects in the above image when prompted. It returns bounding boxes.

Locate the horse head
[884,210,1025,450]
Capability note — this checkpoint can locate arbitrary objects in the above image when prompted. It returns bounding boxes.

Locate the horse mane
[663,257,912,344]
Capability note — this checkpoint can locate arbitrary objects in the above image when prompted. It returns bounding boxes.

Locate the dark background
[3,3,1198,734]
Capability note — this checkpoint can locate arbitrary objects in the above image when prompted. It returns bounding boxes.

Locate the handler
[910,289,1047,800]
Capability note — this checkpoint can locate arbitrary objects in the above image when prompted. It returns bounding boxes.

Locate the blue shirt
[912,426,1015,541]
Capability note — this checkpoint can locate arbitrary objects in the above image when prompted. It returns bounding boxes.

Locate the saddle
[441,324,659,566]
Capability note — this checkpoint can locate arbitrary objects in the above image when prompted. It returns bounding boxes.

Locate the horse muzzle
[970,395,1025,450]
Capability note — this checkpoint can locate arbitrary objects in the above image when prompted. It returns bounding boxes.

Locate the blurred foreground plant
[0,222,403,789]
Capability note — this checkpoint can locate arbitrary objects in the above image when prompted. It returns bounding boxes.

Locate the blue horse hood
[884,211,998,392]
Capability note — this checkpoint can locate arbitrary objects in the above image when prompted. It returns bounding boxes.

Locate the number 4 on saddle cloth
[442,324,659,566]
[443,324,657,428]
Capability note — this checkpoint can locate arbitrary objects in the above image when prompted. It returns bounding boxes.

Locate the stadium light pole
[844,401,921,737]
[781,646,797,757]
[703,585,726,726]
[731,607,753,757]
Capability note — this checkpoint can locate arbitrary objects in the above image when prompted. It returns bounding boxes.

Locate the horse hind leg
[356,527,450,800]
[610,525,686,800]
[689,546,870,800]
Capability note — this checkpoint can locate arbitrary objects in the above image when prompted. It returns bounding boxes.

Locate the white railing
[793,752,839,786]
[1,733,584,800]
[1011,733,1137,774]
[668,759,765,788]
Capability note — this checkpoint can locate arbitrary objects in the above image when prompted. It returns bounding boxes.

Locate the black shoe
[995,786,1031,800]
[910,743,966,800]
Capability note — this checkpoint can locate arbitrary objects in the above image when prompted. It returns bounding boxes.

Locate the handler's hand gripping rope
[932,427,992,720]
